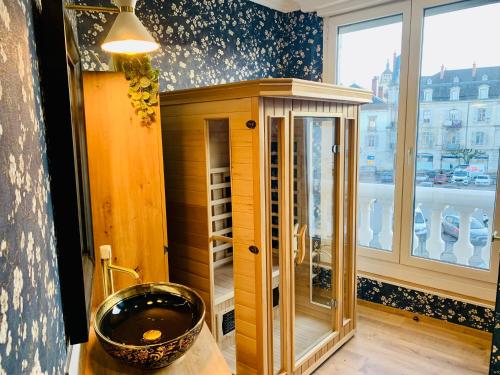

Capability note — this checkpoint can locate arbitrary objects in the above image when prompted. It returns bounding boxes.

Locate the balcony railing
[358,183,494,269]
[443,119,462,128]
[443,143,461,151]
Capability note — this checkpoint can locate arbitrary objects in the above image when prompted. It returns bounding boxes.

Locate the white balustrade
[357,183,495,269]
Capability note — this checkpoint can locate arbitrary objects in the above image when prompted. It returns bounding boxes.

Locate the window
[366,134,378,148]
[337,13,403,253]
[368,116,377,131]
[477,107,487,122]
[473,131,485,146]
[423,88,433,101]
[328,0,500,299]
[422,110,431,123]
[449,109,460,121]
[418,131,433,147]
[478,85,489,99]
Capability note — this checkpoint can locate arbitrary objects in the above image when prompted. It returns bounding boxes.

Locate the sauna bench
[214,260,280,306]
[83,323,231,374]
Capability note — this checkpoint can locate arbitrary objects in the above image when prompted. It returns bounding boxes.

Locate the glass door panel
[292,116,336,363]
[343,119,356,322]
[268,118,284,374]
[411,1,500,270]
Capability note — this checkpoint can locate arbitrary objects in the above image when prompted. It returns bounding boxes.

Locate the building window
[422,110,431,123]
[367,134,378,148]
[482,74,488,81]
[450,86,460,101]
[423,88,433,102]
[419,131,433,147]
[449,109,460,121]
[368,116,377,131]
[477,108,487,122]
[473,131,485,146]
[478,85,489,99]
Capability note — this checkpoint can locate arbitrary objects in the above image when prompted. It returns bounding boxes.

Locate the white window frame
[422,110,431,123]
[450,86,460,101]
[324,0,499,302]
[423,88,433,101]
[473,131,485,146]
[479,85,489,100]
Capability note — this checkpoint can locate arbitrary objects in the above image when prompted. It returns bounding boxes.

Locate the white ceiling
[250,0,398,16]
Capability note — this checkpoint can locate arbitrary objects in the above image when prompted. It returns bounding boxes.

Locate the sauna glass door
[292,115,338,364]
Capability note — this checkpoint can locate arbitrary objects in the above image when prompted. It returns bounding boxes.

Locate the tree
[450,148,486,165]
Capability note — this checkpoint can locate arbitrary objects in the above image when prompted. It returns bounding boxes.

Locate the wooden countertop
[83,323,232,374]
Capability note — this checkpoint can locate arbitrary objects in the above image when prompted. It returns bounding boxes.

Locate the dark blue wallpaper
[490,274,500,374]
[0,0,66,373]
[75,0,323,91]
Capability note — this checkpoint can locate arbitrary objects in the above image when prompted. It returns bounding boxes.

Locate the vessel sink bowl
[94,282,205,369]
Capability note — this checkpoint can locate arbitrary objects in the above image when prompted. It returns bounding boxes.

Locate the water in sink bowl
[100,292,199,346]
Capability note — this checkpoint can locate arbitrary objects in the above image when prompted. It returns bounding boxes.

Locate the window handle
[407,147,414,165]
[492,231,500,242]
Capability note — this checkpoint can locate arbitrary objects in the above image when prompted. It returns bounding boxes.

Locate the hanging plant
[114,54,159,126]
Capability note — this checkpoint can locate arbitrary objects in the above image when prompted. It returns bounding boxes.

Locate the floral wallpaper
[490,274,500,374]
[74,0,323,91]
[0,0,66,374]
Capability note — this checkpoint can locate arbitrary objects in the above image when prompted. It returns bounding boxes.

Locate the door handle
[493,231,500,242]
[294,224,308,265]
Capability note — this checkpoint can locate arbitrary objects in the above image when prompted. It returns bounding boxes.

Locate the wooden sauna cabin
[160,79,371,375]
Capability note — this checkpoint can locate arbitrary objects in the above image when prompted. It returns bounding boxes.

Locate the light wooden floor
[314,304,492,375]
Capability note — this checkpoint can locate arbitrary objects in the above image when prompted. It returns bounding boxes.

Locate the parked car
[451,170,469,185]
[379,171,394,183]
[441,214,488,246]
[420,181,433,187]
[415,172,429,184]
[414,208,428,237]
[359,165,376,181]
[426,171,437,180]
[433,173,449,185]
[474,175,491,186]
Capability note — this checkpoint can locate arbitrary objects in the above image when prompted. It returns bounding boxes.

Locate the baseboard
[357,299,493,341]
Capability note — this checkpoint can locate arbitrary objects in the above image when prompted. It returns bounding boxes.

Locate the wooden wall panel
[229,104,264,375]
[161,112,212,326]
[82,72,168,306]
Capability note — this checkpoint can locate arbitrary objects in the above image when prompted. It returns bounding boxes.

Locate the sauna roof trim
[160,78,373,106]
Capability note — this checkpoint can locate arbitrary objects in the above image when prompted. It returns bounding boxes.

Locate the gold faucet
[100,245,140,298]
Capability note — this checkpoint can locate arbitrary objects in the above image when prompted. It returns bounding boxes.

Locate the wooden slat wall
[161,113,214,327]
[82,72,168,307]
[230,106,265,375]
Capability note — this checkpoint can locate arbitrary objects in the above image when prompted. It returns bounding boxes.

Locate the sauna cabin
[160,78,371,375]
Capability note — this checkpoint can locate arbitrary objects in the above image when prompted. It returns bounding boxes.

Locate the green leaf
[139,77,151,88]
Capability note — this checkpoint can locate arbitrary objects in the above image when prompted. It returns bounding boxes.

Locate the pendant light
[101,0,159,54]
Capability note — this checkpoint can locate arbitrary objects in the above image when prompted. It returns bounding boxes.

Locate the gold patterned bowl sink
[94,282,206,369]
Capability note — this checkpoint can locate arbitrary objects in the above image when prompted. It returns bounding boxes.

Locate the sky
[337,1,500,90]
